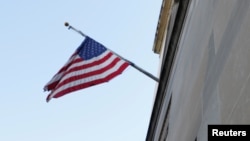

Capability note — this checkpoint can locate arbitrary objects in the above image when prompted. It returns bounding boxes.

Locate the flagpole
[64,22,159,82]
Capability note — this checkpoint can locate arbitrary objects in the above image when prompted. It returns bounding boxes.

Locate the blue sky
[0,0,162,140]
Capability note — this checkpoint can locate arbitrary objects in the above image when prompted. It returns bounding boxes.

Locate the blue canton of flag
[78,37,107,60]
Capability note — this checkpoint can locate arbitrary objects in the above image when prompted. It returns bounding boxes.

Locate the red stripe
[64,52,113,75]
[45,52,113,91]
[49,62,129,99]
[45,57,82,90]
[54,57,121,89]
[46,82,58,91]
[56,53,79,73]
[45,54,79,90]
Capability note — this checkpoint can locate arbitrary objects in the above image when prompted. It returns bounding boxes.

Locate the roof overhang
[152,0,174,54]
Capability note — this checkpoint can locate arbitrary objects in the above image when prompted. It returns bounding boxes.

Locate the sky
[0,0,162,141]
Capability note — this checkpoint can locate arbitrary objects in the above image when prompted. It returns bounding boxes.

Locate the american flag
[44,36,129,102]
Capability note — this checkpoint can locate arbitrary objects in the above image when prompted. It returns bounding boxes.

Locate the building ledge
[147,0,191,140]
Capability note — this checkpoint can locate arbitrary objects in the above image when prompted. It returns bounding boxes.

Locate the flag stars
[78,37,107,60]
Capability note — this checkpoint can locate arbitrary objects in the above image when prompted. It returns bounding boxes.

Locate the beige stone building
[146,0,250,141]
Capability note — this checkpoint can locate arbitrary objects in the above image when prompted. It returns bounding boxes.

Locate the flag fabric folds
[44,36,129,102]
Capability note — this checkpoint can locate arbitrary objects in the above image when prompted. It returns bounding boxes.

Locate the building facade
[147,0,250,141]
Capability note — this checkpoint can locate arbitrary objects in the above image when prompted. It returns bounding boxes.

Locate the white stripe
[67,50,110,71]
[45,51,111,88]
[44,54,78,88]
[60,53,118,82]
[50,59,127,97]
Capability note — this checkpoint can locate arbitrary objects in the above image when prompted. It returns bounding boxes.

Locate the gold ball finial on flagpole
[64,22,69,27]
[63,22,86,37]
